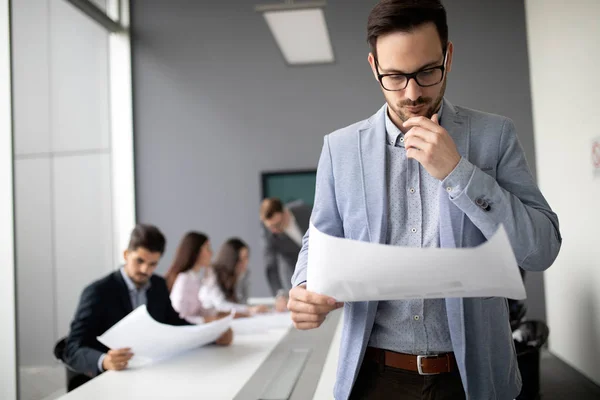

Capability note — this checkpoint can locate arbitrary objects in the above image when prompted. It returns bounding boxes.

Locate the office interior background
[0,0,599,399]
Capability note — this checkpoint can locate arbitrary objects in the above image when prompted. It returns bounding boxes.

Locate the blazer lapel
[113,270,134,315]
[358,106,389,337]
[359,105,388,245]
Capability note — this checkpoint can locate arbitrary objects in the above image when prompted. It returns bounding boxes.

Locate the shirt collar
[120,267,151,292]
[384,99,445,146]
[285,209,297,230]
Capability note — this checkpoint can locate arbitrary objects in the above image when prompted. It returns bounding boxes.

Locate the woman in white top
[165,232,216,323]
[199,238,269,317]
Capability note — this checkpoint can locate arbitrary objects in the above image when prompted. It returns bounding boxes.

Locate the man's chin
[404,107,431,118]
[134,276,150,285]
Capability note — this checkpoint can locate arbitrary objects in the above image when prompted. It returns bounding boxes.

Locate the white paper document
[231,312,292,335]
[307,223,526,301]
[97,305,233,367]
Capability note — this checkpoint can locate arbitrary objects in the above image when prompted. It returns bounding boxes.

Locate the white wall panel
[49,0,110,153]
[15,158,56,366]
[12,0,50,156]
[53,154,113,338]
[526,0,600,385]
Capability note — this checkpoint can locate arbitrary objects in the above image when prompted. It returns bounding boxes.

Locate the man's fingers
[111,350,134,358]
[404,135,431,152]
[109,348,132,356]
[111,354,133,364]
[290,300,338,315]
[294,321,324,330]
[109,350,134,363]
[403,116,443,133]
[114,361,128,370]
[291,312,327,324]
[406,147,427,164]
[405,126,438,144]
[293,288,337,306]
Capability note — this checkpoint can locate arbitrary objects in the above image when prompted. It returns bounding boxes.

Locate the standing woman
[199,238,268,317]
[165,232,214,322]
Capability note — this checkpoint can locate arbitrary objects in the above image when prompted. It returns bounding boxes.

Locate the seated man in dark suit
[64,224,233,380]
[260,198,311,311]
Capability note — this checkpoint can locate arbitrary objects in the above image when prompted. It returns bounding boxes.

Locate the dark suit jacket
[262,201,311,295]
[64,270,188,378]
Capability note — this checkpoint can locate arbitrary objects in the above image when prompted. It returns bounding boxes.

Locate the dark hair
[260,197,284,221]
[127,224,166,254]
[367,0,448,56]
[212,238,248,303]
[165,232,209,292]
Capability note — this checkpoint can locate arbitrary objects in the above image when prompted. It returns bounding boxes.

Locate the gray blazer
[263,201,311,295]
[292,99,561,400]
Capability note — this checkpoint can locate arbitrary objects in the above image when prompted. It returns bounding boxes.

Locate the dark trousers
[349,359,466,400]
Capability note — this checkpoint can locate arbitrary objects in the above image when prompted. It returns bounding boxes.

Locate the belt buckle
[417,355,440,376]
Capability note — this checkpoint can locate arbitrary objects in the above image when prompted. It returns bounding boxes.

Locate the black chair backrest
[53,337,67,363]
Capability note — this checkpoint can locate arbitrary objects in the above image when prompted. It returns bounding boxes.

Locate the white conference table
[58,302,343,400]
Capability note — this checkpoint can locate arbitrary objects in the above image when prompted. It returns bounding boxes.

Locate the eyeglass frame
[374,49,448,91]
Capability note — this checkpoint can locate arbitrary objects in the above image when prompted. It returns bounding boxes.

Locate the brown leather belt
[364,347,457,375]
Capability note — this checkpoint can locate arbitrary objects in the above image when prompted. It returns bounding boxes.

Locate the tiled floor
[17,351,600,400]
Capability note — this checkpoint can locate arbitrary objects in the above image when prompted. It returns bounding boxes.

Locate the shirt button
[409,188,415,194]
[400,137,405,142]
[411,228,417,233]
[446,186,452,192]
[414,315,420,321]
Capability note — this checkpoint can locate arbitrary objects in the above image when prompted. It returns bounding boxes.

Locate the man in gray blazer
[288,1,561,399]
[260,198,311,299]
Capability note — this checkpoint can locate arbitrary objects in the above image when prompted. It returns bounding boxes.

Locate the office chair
[53,337,91,392]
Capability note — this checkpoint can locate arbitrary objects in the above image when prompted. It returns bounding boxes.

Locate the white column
[109,0,136,263]
[0,0,18,397]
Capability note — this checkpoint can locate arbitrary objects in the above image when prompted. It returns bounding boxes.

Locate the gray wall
[132,0,546,321]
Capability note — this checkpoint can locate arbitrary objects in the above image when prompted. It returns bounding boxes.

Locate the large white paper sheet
[231,312,292,335]
[307,223,526,301]
[97,305,233,367]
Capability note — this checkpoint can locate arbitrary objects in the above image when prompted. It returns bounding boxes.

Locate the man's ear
[123,249,129,263]
[445,41,454,73]
[367,52,379,80]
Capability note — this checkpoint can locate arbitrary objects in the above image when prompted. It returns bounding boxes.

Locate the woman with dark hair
[165,232,214,322]
[199,238,269,316]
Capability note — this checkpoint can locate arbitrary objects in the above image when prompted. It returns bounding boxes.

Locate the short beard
[391,78,447,123]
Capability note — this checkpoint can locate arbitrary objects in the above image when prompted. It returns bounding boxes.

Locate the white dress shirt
[198,268,249,314]
[284,210,304,246]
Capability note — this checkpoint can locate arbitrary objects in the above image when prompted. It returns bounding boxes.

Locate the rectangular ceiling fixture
[256,1,334,65]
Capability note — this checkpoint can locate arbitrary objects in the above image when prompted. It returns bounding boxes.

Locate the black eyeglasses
[375,51,447,91]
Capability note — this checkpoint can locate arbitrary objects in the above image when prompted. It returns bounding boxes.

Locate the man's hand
[275,294,288,312]
[403,114,461,180]
[215,328,233,346]
[250,305,270,314]
[102,348,133,371]
[288,284,343,330]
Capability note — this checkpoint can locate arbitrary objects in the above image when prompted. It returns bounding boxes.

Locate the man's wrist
[97,353,107,372]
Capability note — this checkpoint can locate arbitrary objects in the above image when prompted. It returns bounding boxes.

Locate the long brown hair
[212,238,248,303]
[165,232,209,292]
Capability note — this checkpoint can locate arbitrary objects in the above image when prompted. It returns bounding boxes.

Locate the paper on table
[231,312,292,335]
[97,305,233,367]
[307,223,526,301]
